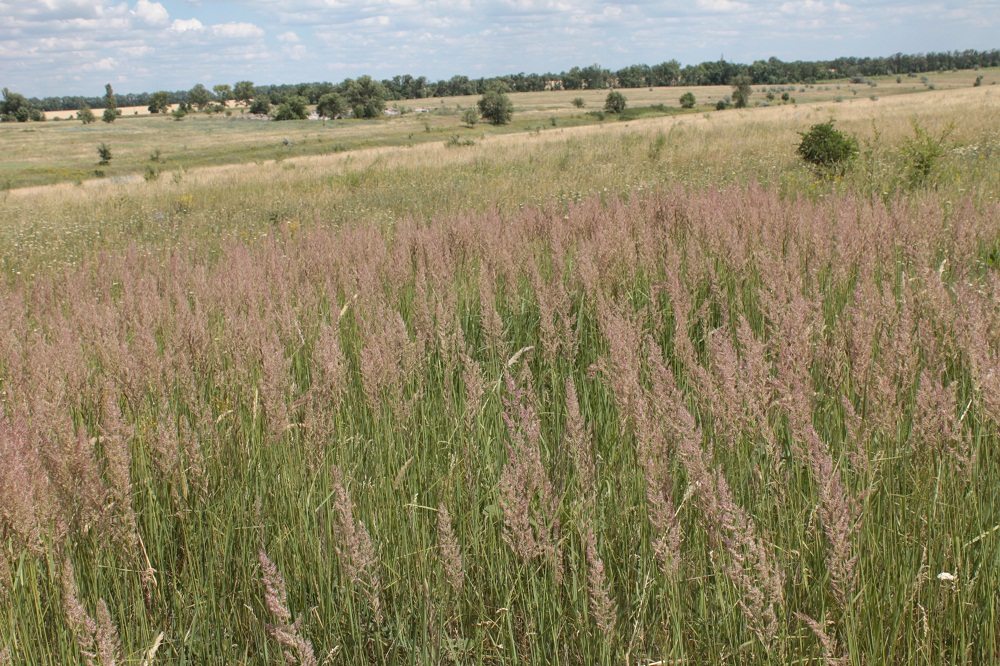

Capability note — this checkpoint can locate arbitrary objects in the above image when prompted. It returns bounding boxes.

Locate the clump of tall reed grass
[0,180,998,664]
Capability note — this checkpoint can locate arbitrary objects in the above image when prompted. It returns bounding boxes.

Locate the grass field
[1,73,999,665]
[6,68,997,190]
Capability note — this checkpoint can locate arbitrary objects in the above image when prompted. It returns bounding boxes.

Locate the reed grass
[0,83,998,665]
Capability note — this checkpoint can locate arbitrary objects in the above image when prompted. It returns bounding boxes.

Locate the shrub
[461,107,478,127]
[273,96,309,121]
[796,120,858,171]
[679,92,696,109]
[249,96,271,116]
[97,143,112,165]
[900,121,953,186]
[77,105,96,124]
[571,97,585,108]
[477,90,513,125]
[604,91,627,114]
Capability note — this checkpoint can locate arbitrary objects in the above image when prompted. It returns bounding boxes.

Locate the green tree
[147,91,170,114]
[796,120,858,172]
[102,84,121,123]
[233,80,255,106]
[571,97,585,108]
[213,84,232,105]
[249,95,271,116]
[604,90,627,113]
[679,91,696,109]
[477,90,513,125]
[188,84,213,110]
[1,88,43,122]
[731,74,752,108]
[344,75,386,119]
[273,96,309,121]
[316,93,346,119]
[461,107,478,127]
[77,104,96,124]
[97,143,112,165]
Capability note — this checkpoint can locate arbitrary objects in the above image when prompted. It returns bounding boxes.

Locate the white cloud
[697,0,750,11]
[211,21,265,38]
[80,56,118,71]
[132,0,168,25]
[278,30,301,43]
[169,17,204,32]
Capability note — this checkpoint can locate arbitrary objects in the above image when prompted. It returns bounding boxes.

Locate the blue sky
[2,1,997,98]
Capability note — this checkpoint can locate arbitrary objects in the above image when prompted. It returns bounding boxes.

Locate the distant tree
[1,88,43,122]
[249,95,271,116]
[344,75,386,118]
[233,80,255,106]
[273,96,309,121]
[571,97,585,108]
[604,90,627,113]
[461,107,478,127]
[477,90,513,125]
[731,74,753,108]
[679,91,696,108]
[316,93,346,119]
[797,120,858,172]
[188,84,213,110]
[97,143,112,165]
[147,91,170,114]
[102,84,121,123]
[77,104,96,124]
[213,84,232,105]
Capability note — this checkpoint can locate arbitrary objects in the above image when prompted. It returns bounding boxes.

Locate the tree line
[3,48,998,120]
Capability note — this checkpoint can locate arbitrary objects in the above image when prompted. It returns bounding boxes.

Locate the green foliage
[316,93,346,119]
[571,97,586,108]
[188,83,213,111]
[147,91,170,114]
[1,87,43,122]
[102,83,121,123]
[213,84,232,103]
[444,133,476,147]
[899,121,953,186]
[732,74,753,108]
[796,120,859,171]
[344,75,386,119]
[272,96,309,121]
[233,80,255,106]
[477,90,514,125]
[604,90,627,113]
[716,100,729,111]
[249,95,272,116]
[460,107,478,127]
[96,143,112,165]
[76,104,96,124]
[679,91,696,109]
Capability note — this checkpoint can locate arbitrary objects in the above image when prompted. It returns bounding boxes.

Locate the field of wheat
[1,82,999,665]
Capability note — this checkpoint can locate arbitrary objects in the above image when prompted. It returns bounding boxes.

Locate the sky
[1,0,998,98]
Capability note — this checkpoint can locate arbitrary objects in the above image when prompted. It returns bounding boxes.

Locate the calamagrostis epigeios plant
[0,415,54,549]
[328,468,383,623]
[62,558,121,666]
[584,526,617,637]
[436,503,465,593]
[563,377,594,504]
[785,386,860,611]
[647,341,783,647]
[100,394,138,551]
[258,550,318,666]
[797,613,846,665]
[499,365,562,580]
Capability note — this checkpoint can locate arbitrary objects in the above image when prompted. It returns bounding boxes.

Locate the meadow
[0,76,999,665]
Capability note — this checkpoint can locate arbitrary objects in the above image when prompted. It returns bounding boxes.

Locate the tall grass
[1,87,999,664]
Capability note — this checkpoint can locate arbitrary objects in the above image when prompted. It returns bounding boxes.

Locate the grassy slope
[0,77,998,666]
